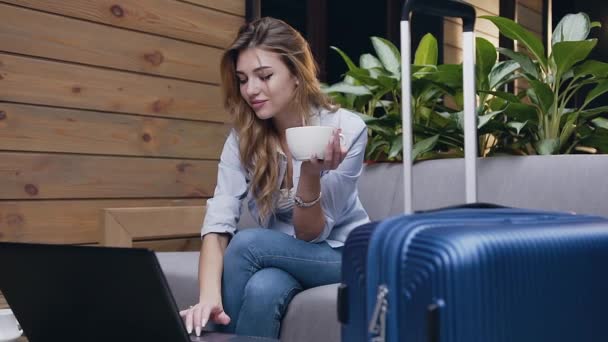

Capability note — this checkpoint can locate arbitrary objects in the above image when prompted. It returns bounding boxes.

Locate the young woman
[180,17,370,339]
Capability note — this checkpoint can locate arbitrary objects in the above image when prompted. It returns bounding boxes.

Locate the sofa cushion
[156,251,199,310]
[156,252,341,341]
[279,284,340,342]
[363,155,608,218]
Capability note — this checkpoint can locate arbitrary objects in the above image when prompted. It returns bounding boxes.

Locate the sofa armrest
[102,206,205,248]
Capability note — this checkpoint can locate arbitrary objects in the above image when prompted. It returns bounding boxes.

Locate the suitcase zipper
[368,284,389,342]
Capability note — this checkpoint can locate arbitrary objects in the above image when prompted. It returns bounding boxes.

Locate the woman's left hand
[301,129,347,176]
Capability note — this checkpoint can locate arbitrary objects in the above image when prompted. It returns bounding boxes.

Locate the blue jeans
[220,228,342,338]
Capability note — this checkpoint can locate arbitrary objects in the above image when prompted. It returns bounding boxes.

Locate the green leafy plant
[482,13,608,154]
[323,34,466,161]
[323,34,520,161]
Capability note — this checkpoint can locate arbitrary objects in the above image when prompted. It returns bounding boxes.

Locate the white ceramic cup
[286,126,344,161]
[0,309,22,340]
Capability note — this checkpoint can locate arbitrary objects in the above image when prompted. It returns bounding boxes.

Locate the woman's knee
[225,228,263,253]
[242,268,301,314]
[223,228,268,273]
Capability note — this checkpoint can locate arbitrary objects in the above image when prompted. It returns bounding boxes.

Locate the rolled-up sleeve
[201,131,248,238]
[309,123,368,243]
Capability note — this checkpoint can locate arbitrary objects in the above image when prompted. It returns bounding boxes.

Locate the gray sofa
[157,155,608,341]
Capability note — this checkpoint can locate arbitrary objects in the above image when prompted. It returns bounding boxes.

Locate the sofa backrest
[358,155,608,220]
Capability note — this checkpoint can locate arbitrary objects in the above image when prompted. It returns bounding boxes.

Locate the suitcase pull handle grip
[400,0,478,214]
[401,0,476,31]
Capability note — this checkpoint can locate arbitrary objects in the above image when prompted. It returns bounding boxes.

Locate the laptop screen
[0,242,190,342]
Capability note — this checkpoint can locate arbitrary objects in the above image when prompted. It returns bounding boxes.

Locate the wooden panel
[103,206,204,247]
[0,199,202,244]
[445,8,500,38]
[0,152,218,199]
[444,45,463,64]
[0,291,7,309]
[517,5,542,35]
[444,20,499,50]
[477,32,499,46]
[464,0,499,17]
[517,0,542,13]
[0,103,229,159]
[133,237,201,251]
[0,54,226,123]
[179,0,245,16]
[0,3,222,83]
[2,0,243,48]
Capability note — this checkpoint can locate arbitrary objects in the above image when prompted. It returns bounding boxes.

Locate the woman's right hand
[179,296,231,336]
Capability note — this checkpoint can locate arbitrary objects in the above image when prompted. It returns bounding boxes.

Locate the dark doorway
[259,0,444,84]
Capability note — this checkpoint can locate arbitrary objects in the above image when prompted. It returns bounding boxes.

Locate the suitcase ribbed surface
[396,220,608,342]
[340,221,378,342]
[364,212,608,342]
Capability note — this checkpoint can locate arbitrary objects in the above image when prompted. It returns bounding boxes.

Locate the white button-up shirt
[200,108,370,247]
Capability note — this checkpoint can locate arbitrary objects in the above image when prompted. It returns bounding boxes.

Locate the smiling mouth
[251,100,268,109]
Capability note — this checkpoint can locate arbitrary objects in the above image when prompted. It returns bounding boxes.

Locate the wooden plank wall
[443,0,500,64]
[515,0,543,92]
[443,0,544,92]
[0,0,245,310]
[0,1,244,251]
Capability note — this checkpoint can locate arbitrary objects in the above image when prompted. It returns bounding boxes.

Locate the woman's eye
[237,78,247,84]
[261,74,273,81]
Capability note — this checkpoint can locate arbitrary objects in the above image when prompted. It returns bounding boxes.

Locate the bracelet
[294,192,322,208]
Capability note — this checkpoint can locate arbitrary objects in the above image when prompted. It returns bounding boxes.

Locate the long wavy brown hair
[220,17,335,221]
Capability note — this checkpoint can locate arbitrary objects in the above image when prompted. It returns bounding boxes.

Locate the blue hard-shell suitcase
[364,208,608,342]
[339,221,379,342]
[339,0,608,341]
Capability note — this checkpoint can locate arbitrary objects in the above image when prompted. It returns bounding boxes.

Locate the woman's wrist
[300,161,321,178]
[199,289,221,302]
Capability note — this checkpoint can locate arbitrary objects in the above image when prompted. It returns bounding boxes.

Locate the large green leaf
[478,109,505,129]
[322,82,372,95]
[388,135,403,159]
[412,135,440,160]
[371,37,401,77]
[527,80,554,114]
[507,121,528,135]
[330,46,358,71]
[504,103,539,125]
[366,124,394,136]
[432,64,463,89]
[584,80,608,105]
[357,112,380,123]
[414,33,438,66]
[360,54,383,69]
[489,60,521,89]
[476,37,497,90]
[481,16,547,69]
[592,117,608,130]
[552,13,591,45]
[366,138,390,160]
[497,48,540,79]
[480,90,521,103]
[552,40,598,79]
[344,75,358,85]
[375,75,398,90]
[559,113,578,148]
[346,68,386,89]
[581,128,608,153]
[580,106,608,119]
[574,60,608,79]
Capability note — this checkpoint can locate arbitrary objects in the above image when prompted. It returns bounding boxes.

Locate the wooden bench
[102,206,206,251]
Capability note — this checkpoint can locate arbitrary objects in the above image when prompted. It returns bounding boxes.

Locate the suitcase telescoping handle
[401,0,477,214]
